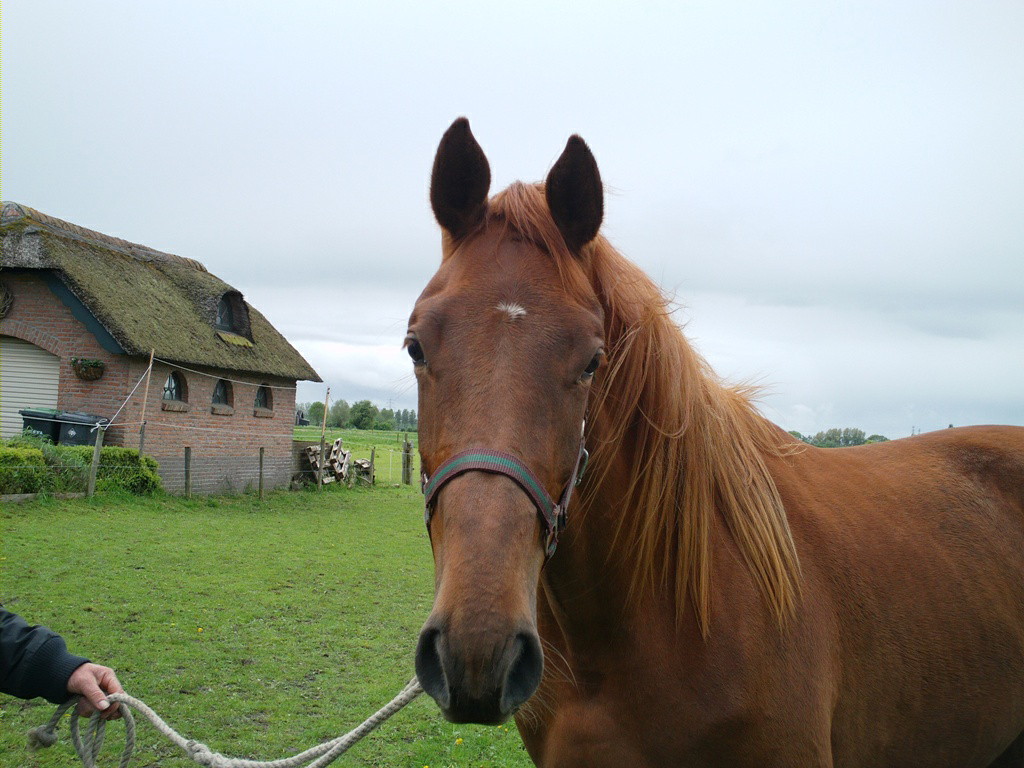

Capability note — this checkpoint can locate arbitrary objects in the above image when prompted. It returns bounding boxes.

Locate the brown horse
[409,117,1024,767]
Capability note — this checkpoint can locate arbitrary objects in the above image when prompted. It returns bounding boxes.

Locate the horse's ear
[545,135,603,252]
[430,118,491,239]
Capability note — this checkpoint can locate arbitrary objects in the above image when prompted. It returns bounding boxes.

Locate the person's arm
[1,609,90,704]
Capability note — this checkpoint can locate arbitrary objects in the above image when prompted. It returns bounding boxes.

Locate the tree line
[788,427,889,448]
[296,403,886,446]
[297,399,418,431]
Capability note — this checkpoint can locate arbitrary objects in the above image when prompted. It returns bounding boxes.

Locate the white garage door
[0,335,60,439]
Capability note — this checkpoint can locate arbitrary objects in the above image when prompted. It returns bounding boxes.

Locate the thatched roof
[0,202,320,382]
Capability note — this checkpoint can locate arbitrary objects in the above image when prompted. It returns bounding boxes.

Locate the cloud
[685,290,1024,438]
[5,1,1022,439]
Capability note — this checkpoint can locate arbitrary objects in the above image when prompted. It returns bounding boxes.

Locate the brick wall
[133,360,297,494]
[3,272,300,493]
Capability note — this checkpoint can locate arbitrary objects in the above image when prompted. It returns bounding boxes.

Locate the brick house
[0,202,321,493]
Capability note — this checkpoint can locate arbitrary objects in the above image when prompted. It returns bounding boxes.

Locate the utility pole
[317,387,330,489]
[138,349,155,454]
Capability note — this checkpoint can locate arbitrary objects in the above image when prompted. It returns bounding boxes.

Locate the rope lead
[29,677,423,768]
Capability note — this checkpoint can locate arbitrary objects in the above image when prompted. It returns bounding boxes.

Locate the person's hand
[66,663,124,720]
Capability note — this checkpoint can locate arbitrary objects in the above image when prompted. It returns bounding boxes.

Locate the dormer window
[214,291,253,341]
[216,296,234,331]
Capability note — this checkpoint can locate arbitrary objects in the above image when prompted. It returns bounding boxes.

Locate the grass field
[291,428,418,454]
[0,485,533,767]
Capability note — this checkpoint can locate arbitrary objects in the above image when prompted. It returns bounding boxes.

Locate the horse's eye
[581,353,602,380]
[407,339,426,366]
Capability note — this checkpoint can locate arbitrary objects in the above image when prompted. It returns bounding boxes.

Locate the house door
[0,335,60,439]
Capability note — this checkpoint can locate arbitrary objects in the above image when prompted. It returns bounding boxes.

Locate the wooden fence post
[259,447,265,500]
[184,446,192,498]
[87,426,105,497]
[369,447,376,486]
[401,435,413,485]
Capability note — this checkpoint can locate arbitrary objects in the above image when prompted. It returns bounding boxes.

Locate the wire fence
[291,442,420,490]
[1,441,421,498]
[147,443,419,496]
[6,401,422,498]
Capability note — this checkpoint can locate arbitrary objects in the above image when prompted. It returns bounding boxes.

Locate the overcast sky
[4,1,1022,439]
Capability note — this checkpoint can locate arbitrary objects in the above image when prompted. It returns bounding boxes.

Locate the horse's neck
[539,421,678,641]
[538,404,792,648]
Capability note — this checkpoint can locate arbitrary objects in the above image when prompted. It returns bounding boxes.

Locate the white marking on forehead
[496,301,528,320]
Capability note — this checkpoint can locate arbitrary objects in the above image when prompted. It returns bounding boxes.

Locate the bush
[47,446,90,492]
[0,439,160,495]
[65,446,162,494]
[9,434,89,492]
[0,447,48,494]
[6,432,54,450]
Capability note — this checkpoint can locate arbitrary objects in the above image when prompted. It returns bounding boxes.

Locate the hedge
[0,439,161,495]
[0,448,48,494]
[64,446,163,494]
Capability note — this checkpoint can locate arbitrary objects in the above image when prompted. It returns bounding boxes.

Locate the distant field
[292,427,418,450]
[0,486,533,767]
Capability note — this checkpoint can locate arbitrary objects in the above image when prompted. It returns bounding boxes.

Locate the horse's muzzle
[415,619,544,724]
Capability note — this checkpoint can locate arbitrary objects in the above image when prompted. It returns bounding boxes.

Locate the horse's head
[411,118,605,724]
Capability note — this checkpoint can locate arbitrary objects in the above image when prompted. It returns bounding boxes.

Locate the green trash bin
[19,408,61,443]
[57,412,108,446]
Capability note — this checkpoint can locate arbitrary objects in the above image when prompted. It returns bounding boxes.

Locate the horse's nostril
[416,623,543,722]
[415,627,451,710]
[501,631,544,715]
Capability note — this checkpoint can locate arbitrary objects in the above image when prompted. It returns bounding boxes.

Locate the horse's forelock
[486,183,593,291]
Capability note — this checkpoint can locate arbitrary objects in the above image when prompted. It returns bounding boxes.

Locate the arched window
[162,372,187,402]
[212,379,233,406]
[216,296,234,331]
[254,384,272,410]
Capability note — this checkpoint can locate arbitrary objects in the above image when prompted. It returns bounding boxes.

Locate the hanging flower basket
[71,357,106,381]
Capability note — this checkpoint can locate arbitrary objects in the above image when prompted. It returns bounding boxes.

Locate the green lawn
[292,427,418,453]
[0,486,533,767]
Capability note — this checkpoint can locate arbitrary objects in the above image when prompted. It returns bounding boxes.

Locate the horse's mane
[489,182,802,635]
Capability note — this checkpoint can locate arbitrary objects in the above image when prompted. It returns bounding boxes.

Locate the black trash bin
[57,412,108,446]
[19,408,61,443]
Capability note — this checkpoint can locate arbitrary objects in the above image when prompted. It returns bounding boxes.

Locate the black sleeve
[1,609,90,704]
